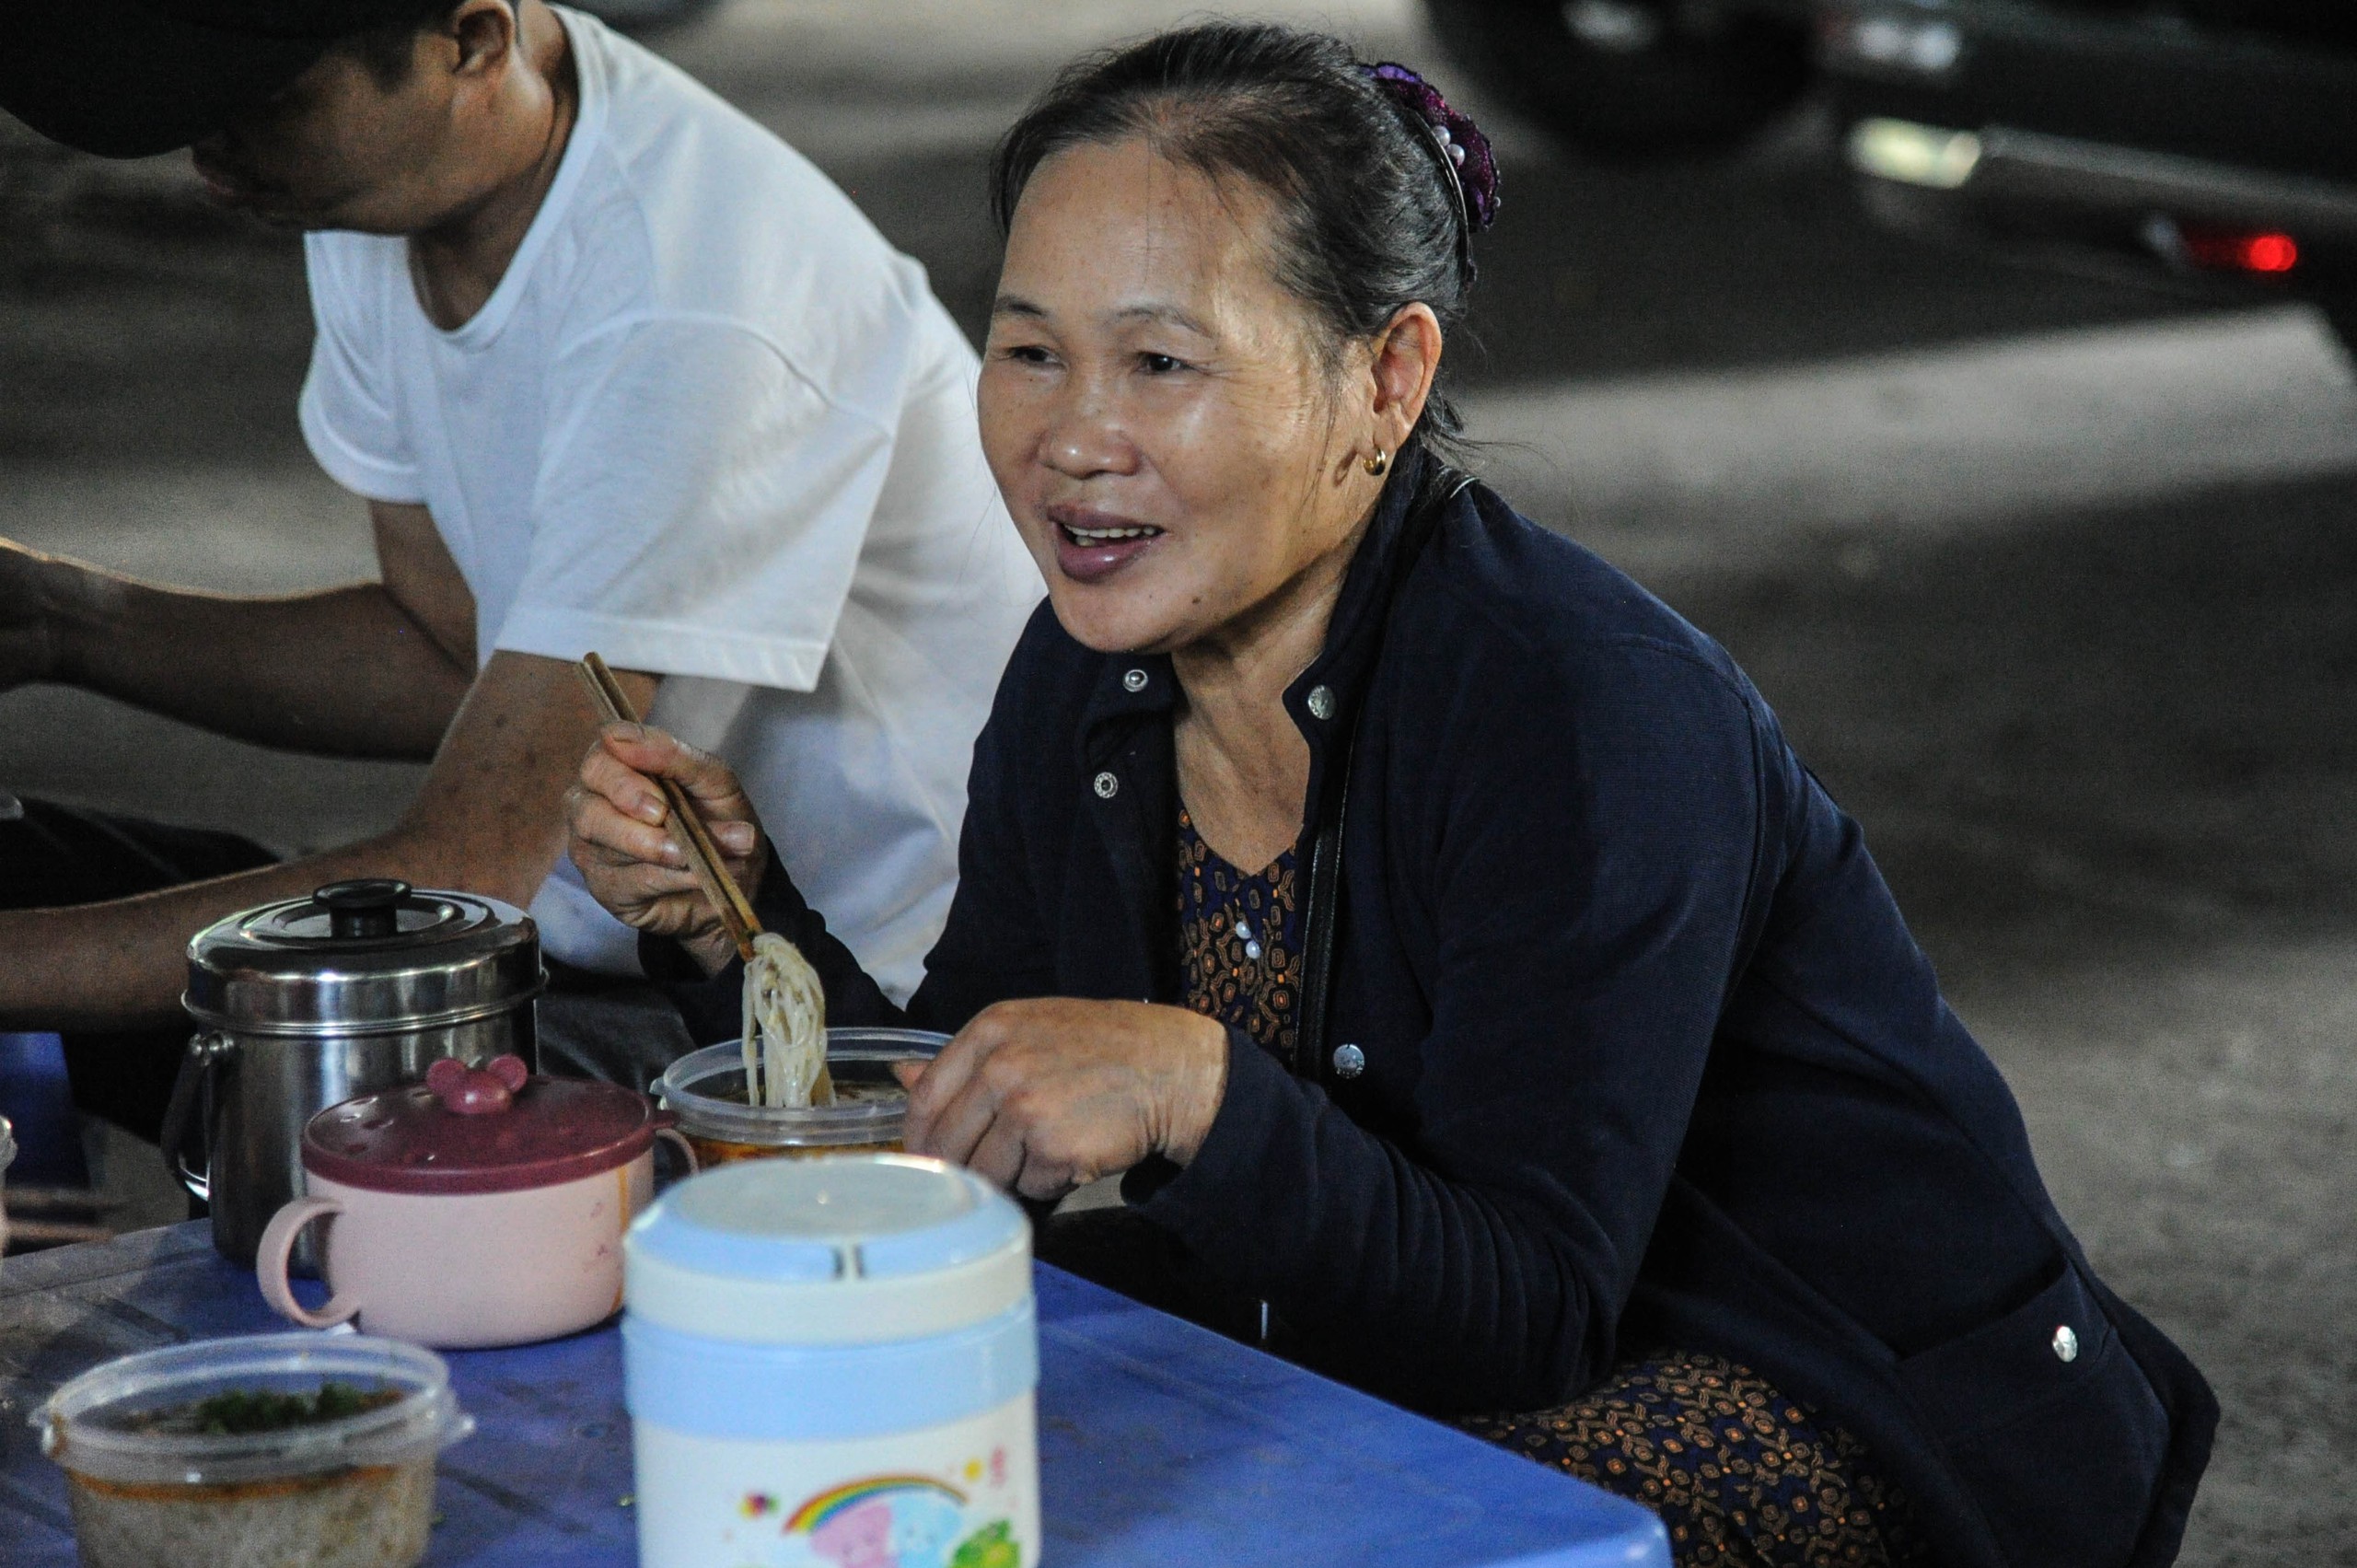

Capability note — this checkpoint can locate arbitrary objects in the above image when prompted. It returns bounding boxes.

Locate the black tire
[1423,0,1812,160]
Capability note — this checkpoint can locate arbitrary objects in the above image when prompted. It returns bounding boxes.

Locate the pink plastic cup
[257,1056,694,1349]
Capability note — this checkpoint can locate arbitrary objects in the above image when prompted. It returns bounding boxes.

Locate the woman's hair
[989,22,1500,463]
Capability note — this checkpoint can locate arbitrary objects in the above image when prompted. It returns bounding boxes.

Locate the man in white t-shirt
[0,0,1039,1131]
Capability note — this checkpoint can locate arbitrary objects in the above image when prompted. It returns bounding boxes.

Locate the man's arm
[0,645,658,1031]
[0,498,656,1030]
[0,502,476,759]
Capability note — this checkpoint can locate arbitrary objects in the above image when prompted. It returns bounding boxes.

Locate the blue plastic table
[0,1223,1667,1566]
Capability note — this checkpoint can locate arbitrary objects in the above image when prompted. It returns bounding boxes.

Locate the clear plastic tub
[36,1332,473,1568]
[655,1027,948,1167]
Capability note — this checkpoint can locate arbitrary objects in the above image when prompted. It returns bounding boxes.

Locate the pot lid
[624,1157,1031,1345]
[184,880,542,1035]
[303,1056,662,1195]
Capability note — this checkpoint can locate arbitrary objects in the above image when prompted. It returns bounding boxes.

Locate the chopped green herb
[132,1383,400,1436]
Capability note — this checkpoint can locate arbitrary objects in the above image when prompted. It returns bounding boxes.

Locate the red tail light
[2179,226,2299,274]
[2241,233,2299,273]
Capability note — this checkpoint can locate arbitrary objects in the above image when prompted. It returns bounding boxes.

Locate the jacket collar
[1280,444,1435,770]
[1076,443,1441,764]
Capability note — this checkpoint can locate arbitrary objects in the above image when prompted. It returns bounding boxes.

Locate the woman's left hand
[892,999,1230,1201]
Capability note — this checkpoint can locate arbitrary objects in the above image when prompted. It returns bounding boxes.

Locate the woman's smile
[1047,503,1167,584]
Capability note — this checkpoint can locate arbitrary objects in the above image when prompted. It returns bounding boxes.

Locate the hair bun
[1365,63,1500,232]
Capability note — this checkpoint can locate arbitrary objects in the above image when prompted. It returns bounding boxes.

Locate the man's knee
[0,798,275,911]
[4,798,276,1140]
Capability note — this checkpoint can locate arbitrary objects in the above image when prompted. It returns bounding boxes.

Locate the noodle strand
[741,932,830,1109]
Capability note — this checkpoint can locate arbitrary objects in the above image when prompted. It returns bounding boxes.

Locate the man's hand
[895,999,1231,1202]
[565,724,767,976]
[0,539,64,693]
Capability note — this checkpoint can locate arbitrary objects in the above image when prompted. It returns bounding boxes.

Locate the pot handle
[256,1196,363,1330]
[654,1125,700,1179]
[158,1030,236,1202]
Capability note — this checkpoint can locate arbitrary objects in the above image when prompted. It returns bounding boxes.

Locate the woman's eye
[1138,353,1186,376]
[997,343,1054,366]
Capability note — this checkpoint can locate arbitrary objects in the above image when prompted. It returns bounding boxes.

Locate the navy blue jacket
[660,453,2213,1568]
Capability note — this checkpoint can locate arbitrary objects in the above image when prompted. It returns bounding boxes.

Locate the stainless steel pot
[162,878,543,1267]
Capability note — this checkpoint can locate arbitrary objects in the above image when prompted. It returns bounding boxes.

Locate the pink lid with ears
[302,1054,665,1195]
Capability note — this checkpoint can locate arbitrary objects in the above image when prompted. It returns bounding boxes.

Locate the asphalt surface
[2,2,2351,1561]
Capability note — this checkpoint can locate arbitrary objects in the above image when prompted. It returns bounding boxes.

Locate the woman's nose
[1039,385,1138,480]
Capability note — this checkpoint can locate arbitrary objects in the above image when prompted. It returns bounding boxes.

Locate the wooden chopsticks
[576,653,761,965]
[576,652,836,1107]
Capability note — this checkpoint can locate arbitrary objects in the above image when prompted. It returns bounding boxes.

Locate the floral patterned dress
[1173,807,1923,1568]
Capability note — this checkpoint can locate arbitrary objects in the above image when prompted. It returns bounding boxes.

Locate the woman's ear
[1368,303,1444,456]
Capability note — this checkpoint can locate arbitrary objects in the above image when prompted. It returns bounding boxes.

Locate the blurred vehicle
[1818,2,2357,300]
[1424,0,1815,157]
[1432,0,2354,311]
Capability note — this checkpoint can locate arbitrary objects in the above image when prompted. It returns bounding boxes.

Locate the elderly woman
[567,23,2212,1568]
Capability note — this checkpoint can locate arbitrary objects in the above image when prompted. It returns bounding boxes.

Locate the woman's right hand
[565,723,769,976]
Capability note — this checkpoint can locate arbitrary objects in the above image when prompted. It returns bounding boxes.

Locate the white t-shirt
[298,8,1040,1000]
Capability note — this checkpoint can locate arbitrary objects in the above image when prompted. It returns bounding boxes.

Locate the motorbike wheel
[1423,0,1812,160]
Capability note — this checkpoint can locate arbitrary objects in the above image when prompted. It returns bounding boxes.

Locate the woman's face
[979,136,1388,656]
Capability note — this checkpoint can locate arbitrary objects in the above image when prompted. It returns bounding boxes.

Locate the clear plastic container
[656,1028,947,1168]
[36,1332,473,1568]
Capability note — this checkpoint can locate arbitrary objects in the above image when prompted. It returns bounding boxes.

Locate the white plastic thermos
[622,1155,1039,1568]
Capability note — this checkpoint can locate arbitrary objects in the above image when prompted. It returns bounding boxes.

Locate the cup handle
[654,1125,700,1178]
[256,1197,363,1330]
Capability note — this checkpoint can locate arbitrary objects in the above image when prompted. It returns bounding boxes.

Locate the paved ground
[2,2,2352,1561]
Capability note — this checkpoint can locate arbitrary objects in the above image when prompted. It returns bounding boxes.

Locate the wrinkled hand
[0,540,63,694]
[564,722,767,975]
[895,998,1231,1202]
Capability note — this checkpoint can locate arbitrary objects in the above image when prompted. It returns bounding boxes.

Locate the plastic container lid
[303,1055,664,1195]
[36,1333,472,1486]
[184,879,542,1037]
[626,1156,1030,1346]
[655,1028,946,1150]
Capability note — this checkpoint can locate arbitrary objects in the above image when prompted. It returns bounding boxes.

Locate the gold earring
[1363,448,1390,477]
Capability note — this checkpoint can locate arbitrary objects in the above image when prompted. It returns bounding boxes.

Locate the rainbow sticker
[785,1475,968,1535]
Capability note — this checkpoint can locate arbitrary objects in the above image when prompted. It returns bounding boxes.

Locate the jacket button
[2051,1325,2078,1364]
[1331,1042,1364,1078]
[1122,668,1149,692]
[1092,772,1119,799]
[1306,685,1336,721]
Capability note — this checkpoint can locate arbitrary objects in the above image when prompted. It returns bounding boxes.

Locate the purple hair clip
[1365,62,1501,235]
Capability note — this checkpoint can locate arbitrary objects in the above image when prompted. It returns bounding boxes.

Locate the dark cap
[0,0,432,159]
